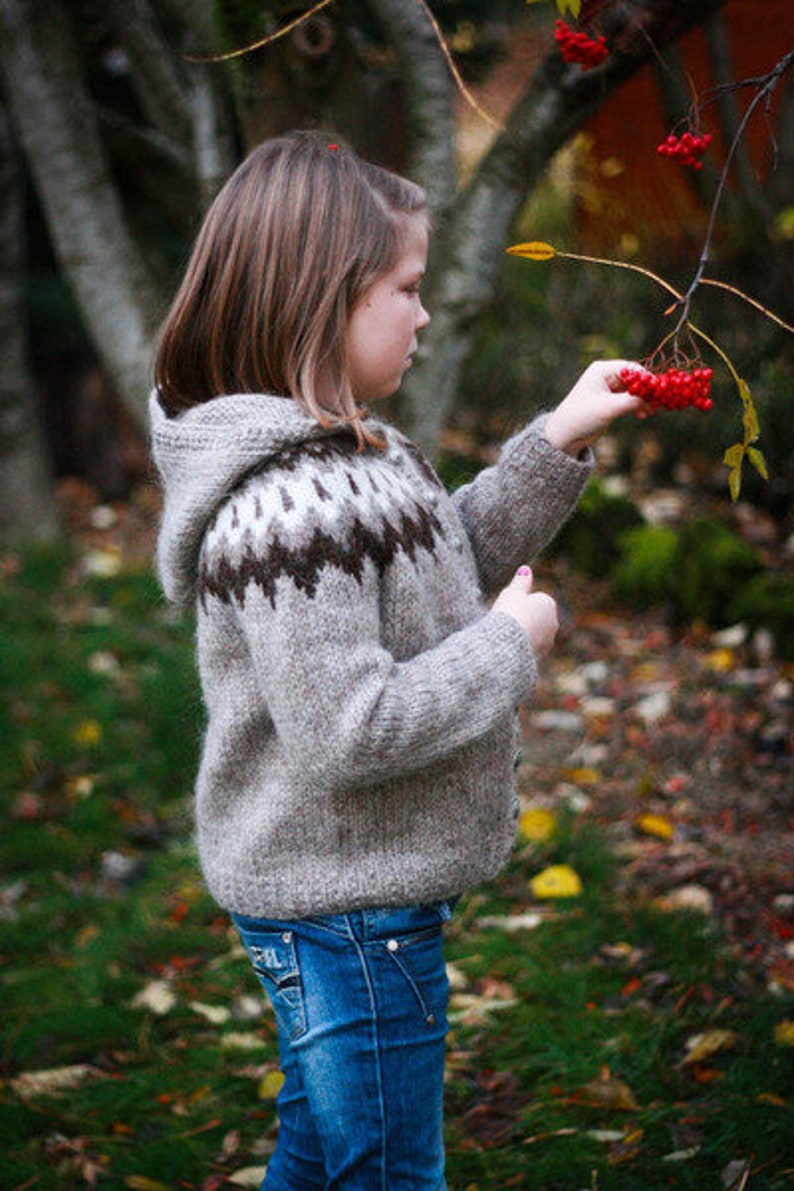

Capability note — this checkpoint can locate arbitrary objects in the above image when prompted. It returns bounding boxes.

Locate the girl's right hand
[493,566,559,656]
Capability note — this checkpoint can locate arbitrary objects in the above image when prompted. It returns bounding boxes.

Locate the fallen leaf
[655,884,714,915]
[561,766,600,785]
[477,912,544,933]
[773,1019,794,1047]
[189,1001,232,1025]
[606,1127,644,1164]
[125,1178,172,1191]
[228,1166,269,1187]
[680,1029,737,1066]
[634,690,672,723]
[220,1032,269,1051]
[130,980,177,1015]
[83,548,122,577]
[448,993,519,1024]
[258,1069,285,1100]
[662,1146,701,1162]
[635,813,675,842]
[11,1064,99,1098]
[705,648,736,673]
[530,864,582,899]
[574,1070,639,1111]
[722,1158,753,1191]
[74,719,103,748]
[518,807,556,843]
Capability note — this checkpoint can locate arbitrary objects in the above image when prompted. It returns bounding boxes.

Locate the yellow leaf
[774,1020,794,1047]
[723,443,744,469]
[728,464,742,503]
[680,1029,737,1066]
[519,808,557,843]
[126,1179,172,1191]
[530,864,582,899]
[505,241,556,262]
[74,719,102,748]
[746,446,768,480]
[635,813,675,842]
[757,1091,787,1106]
[563,766,600,785]
[705,649,736,673]
[258,1069,285,1099]
[739,378,760,443]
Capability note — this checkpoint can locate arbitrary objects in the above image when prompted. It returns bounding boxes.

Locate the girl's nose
[417,300,431,330]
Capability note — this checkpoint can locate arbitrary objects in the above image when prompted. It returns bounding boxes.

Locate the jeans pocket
[380,923,449,1028]
[234,919,307,1041]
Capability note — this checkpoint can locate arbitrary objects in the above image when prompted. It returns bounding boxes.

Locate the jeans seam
[345,915,388,1191]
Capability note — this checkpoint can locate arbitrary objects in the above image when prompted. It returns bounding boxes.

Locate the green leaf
[746,446,769,480]
[556,0,581,16]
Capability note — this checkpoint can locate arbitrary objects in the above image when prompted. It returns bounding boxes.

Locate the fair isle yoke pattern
[198,434,446,609]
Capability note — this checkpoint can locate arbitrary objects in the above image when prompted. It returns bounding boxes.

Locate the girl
[151,131,646,1190]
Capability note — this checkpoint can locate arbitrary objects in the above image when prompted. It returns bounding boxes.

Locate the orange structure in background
[576,0,792,257]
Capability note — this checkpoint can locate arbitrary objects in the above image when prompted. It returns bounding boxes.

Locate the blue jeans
[233,902,454,1190]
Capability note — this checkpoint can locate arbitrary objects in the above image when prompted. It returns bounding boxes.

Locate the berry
[656,131,713,169]
[554,20,608,69]
[619,366,713,411]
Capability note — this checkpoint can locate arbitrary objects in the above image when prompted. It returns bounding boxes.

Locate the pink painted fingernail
[517,565,531,576]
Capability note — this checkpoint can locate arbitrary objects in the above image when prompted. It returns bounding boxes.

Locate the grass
[1,545,792,1190]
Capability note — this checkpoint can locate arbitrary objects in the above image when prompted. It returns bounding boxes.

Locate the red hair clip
[327,143,339,151]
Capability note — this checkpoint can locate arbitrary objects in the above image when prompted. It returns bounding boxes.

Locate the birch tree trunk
[0,102,59,543]
[0,0,164,430]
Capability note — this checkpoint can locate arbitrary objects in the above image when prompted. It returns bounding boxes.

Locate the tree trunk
[0,0,164,430]
[0,102,59,544]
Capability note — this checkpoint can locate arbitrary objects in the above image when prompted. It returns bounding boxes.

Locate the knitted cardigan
[150,391,592,918]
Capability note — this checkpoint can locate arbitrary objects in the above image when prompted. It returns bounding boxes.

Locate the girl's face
[346,216,430,402]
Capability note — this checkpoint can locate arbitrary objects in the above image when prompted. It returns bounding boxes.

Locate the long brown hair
[154,132,427,446]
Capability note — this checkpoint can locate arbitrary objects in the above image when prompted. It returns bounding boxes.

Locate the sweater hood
[150,390,345,604]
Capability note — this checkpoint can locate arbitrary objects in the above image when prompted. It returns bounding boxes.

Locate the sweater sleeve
[240,581,534,791]
[452,413,593,596]
[197,445,536,792]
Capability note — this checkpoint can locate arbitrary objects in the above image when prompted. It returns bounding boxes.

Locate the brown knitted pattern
[198,436,445,609]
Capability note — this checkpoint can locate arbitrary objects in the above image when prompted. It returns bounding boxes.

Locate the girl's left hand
[544,360,651,459]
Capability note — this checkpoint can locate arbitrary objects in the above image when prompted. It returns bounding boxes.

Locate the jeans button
[387,938,399,952]
[282,931,292,943]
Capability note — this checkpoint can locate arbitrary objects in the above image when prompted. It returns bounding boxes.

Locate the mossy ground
[1,547,792,1189]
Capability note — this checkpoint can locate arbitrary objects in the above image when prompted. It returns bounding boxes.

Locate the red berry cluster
[657,131,713,169]
[554,20,608,68]
[619,366,714,411]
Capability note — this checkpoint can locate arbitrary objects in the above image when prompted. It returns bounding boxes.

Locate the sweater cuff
[483,609,539,704]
